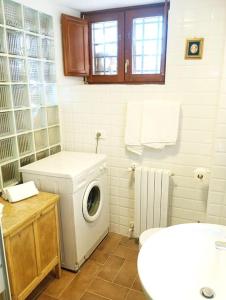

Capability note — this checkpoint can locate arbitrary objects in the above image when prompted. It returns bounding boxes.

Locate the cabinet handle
[125,59,129,74]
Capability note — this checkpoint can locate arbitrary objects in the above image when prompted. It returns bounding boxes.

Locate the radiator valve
[128,221,134,238]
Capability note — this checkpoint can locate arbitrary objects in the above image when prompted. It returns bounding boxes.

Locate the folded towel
[125,101,143,155]
[141,101,180,149]
[3,181,39,202]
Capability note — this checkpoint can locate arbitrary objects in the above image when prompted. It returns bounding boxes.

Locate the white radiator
[134,167,171,237]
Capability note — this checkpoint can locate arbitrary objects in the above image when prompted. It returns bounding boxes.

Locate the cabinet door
[61,14,89,76]
[6,223,38,297]
[36,206,59,271]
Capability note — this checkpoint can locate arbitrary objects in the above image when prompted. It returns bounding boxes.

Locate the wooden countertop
[0,192,59,237]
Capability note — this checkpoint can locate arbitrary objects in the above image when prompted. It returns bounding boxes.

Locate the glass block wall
[0,0,61,189]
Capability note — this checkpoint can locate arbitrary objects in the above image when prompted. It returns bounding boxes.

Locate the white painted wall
[59,0,226,235]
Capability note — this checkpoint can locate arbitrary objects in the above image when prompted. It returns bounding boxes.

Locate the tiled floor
[28,233,146,300]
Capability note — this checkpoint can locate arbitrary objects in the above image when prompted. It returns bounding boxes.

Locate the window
[84,3,169,84]
[92,20,118,75]
[85,11,125,83]
[132,16,163,74]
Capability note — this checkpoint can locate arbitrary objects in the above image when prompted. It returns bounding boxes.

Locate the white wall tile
[207,19,226,223]
[59,0,226,235]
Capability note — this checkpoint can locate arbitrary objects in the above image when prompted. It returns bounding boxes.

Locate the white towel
[125,101,143,155]
[141,101,180,149]
[3,181,39,202]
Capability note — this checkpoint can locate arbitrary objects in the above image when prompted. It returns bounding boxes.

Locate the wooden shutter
[61,14,89,76]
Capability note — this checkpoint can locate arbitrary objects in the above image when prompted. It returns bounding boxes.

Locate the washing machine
[20,151,109,271]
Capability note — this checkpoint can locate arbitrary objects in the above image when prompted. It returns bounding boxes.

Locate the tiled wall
[207,37,226,224]
[59,0,226,235]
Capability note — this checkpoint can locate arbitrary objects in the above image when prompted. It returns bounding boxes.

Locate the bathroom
[0,0,226,299]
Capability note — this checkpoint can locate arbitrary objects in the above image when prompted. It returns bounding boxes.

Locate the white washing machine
[20,151,109,271]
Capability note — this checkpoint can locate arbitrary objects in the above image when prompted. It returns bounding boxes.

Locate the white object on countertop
[141,101,180,149]
[3,181,39,202]
[125,101,143,155]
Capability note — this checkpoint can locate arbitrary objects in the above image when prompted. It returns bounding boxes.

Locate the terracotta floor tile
[37,295,56,300]
[131,276,143,292]
[97,233,122,255]
[126,290,146,300]
[60,260,101,300]
[114,260,137,288]
[108,232,123,240]
[26,274,53,300]
[98,255,125,282]
[90,248,110,265]
[80,292,109,300]
[31,234,141,300]
[88,278,128,300]
[119,237,139,250]
[44,270,76,298]
[113,245,138,262]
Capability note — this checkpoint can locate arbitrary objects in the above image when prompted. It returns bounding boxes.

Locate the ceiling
[56,0,165,12]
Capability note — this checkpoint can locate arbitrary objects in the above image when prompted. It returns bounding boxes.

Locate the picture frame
[185,38,204,59]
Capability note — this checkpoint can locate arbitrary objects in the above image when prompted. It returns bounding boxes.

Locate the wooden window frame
[83,3,169,84]
[85,12,125,83]
[125,5,167,83]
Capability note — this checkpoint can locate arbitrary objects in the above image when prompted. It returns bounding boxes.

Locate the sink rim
[138,223,226,300]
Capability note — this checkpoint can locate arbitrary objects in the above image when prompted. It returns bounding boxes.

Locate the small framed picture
[185,38,204,59]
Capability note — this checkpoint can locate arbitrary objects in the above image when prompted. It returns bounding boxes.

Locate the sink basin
[138,223,226,300]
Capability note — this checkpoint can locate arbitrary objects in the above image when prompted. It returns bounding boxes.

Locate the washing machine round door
[83,181,103,222]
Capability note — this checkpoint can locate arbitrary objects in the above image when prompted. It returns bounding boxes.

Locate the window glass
[132,16,163,75]
[92,20,118,75]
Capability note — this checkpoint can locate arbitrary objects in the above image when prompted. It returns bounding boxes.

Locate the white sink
[138,223,226,300]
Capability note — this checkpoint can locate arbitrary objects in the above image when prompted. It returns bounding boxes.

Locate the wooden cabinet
[7,223,38,297]
[37,206,59,272]
[0,192,61,300]
[61,14,89,76]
